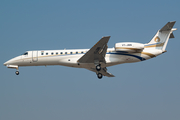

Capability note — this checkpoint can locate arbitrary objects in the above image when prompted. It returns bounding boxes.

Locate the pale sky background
[1,0,180,120]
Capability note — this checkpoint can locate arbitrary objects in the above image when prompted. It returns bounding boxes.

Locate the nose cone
[3,59,13,66]
[3,55,22,66]
[3,61,8,66]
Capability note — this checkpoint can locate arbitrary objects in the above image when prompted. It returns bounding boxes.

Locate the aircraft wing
[77,36,110,63]
[87,67,115,77]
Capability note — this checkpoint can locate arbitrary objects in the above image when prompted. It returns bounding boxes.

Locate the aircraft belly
[58,55,81,67]
[105,53,143,67]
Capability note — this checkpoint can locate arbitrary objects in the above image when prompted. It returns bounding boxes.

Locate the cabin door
[32,51,38,62]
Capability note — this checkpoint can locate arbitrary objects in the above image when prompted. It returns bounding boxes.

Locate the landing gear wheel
[97,73,103,79]
[96,64,101,71]
[15,71,19,75]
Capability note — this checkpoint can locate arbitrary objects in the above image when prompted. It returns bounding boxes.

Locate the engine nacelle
[115,42,144,53]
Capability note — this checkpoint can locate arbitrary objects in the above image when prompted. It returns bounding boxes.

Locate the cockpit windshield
[22,52,28,55]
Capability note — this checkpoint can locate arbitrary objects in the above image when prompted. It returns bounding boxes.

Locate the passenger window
[51,52,54,55]
[70,52,72,54]
[76,52,78,54]
[65,52,67,54]
[41,53,44,55]
[46,53,48,55]
[81,52,84,53]
[61,52,63,54]
[56,52,58,55]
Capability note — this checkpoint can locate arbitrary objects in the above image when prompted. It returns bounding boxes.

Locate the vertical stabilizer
[146,21,177,51]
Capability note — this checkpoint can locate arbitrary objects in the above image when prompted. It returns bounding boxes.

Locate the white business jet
[4,21,177,79]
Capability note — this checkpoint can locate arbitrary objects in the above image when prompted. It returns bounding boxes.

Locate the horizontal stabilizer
[160,21,176,32]
[169,33,175,38]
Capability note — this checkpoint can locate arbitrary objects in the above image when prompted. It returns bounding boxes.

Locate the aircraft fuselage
[3,21,177,79]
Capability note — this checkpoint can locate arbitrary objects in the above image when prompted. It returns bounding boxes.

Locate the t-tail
[145,21,177,52]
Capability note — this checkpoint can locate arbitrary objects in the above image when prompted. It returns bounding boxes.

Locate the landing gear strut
[15,71,19,75]
[97,73,103,79]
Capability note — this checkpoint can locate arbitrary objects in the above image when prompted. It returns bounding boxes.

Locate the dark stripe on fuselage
[107,52,146,61]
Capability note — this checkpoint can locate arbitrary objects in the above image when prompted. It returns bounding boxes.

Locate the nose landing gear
[15,67,19,75]
[15,71,19,75]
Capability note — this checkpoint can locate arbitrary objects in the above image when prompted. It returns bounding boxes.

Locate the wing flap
[101,68,115,77]
[87,67,115,77]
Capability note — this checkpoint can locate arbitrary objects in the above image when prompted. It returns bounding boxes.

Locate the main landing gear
[97,73,103,79]
[15,67,19,75]
[96,64,101,71]
[96,64,103,79]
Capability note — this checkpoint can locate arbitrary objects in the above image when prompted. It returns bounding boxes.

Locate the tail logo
[154,36,160,42]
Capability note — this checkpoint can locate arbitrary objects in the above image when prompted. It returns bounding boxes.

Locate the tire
[96,65,101,71]
[97,73,103,79]
[15,71,19,75]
